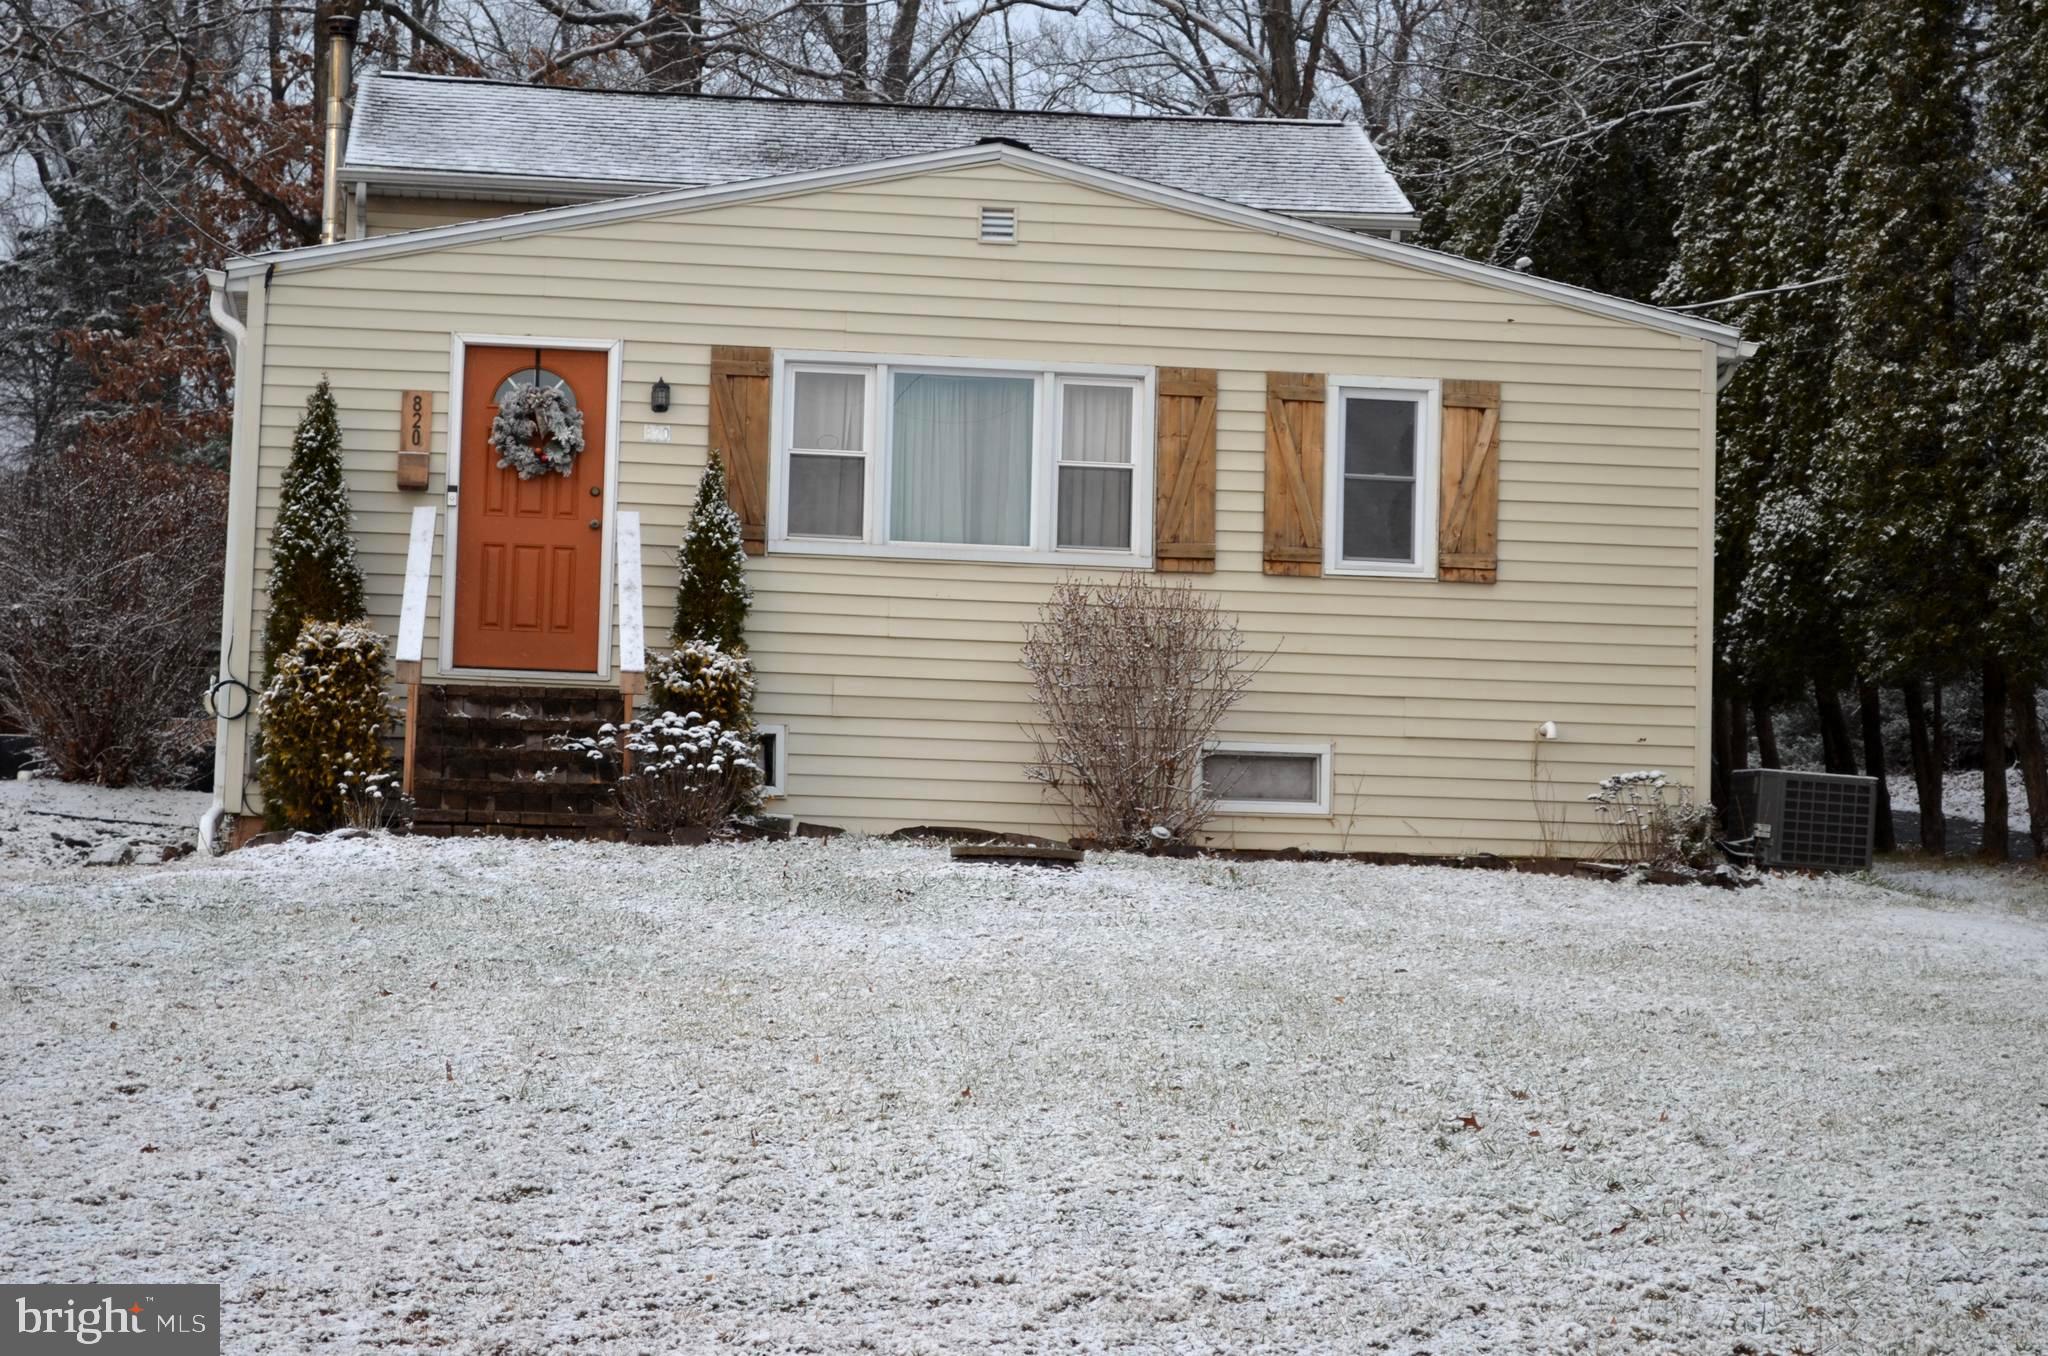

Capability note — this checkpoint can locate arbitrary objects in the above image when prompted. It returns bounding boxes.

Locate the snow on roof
[342,72,1416,224]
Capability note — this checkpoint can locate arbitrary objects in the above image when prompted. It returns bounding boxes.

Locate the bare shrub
[1020,572,1258,849]
[1588,770,1717,868]
[0,448,225,785]
[556,711,760,838]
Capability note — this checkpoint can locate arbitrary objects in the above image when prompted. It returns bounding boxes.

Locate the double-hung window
[1324,376,1440,578]
[772,353,1150,565]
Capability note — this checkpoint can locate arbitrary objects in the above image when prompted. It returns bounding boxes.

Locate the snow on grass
[0,777,210,869]
[2,820,2045,1353]
[1888,766,2031,831]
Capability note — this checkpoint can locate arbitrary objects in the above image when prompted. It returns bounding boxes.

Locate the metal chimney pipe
[320,15,358,244]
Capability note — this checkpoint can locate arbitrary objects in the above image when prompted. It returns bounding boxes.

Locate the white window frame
[1323,375,1441,579]
[755,723,786,799]
[768,350,1154,568]
[1202,741,1334,816]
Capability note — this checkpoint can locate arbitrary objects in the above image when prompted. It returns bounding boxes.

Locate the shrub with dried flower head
[1020,571,1258,849]
[556,710,760,836]
[334,752,414,831]
[257,620,392,832]
[1587,770,1717,868]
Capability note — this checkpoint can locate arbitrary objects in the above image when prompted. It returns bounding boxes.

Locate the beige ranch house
[205,70,1744,855]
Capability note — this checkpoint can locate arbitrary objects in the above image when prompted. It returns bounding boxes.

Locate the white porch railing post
[615,512,647,766]
[395,505,437,796]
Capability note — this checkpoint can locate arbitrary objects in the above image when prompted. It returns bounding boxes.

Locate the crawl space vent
[979,206,1018,243]
[1727,769,1878,872]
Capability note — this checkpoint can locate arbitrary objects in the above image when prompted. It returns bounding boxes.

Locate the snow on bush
[1020,572,1257,848]
[670,452,753,653]
[1587,769,1716,868]
[256,620,392,832]
[0,447,224,785]
[649,639,755,733]
[556,709,759,835]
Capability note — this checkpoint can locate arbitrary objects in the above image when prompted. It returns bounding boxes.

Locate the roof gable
[234,143,1739,357]
[343,72,1415,227]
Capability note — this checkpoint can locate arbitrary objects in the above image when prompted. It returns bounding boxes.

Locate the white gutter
[198,269,247,856]
[1716,340,1760,391]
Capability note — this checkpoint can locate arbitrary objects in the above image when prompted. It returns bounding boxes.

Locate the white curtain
[889,372,1033,546]
[787,371,867,537]
[793,371,864,451]
[1057,384,1133,550]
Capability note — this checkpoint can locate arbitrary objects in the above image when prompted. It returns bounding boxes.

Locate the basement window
[1202,742,1332,815]
[756,724,785,799]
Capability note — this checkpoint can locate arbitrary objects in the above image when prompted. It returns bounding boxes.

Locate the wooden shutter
[708,345,772,555]
[1263,372,1325,577]
[1154,367,1217,572]
[1438,380,1501,583]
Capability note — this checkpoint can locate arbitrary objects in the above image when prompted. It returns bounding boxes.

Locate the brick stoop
[410,684,626,839]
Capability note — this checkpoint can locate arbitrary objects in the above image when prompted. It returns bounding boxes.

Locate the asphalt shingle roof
[343,73,1415,222]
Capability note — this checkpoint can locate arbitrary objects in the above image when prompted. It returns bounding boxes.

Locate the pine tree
[1656,0,1784,812]
[1959,0,2048,854]
[1822,0,1984,842]
[263,378,364,676]
[671,453,752,652]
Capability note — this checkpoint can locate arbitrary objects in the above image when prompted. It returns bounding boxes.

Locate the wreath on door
[490,374,586,480]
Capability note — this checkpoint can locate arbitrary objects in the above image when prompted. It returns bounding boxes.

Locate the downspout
[198,270,248,856]
[320,16,357,245]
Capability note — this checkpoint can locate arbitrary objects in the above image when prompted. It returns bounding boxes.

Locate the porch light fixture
[650,378,671,413]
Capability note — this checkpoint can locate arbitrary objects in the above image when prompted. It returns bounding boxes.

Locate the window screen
[1203,751,1322,806]
[1340,396,1419,563]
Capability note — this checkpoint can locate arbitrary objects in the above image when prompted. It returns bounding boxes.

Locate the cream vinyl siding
[240,161,1712,854]
[362,193,544,236]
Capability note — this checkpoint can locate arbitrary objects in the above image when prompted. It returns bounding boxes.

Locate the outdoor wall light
[650,378,671,413]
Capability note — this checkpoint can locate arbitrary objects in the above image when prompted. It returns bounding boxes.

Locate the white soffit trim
[227,144,1742,354]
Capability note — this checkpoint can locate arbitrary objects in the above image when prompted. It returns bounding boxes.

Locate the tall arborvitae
[1960,0,2048,855]
[671,452,752,652]
[1657,0,1782,810]
[263,378,364,677]
[1823,0,1983,843]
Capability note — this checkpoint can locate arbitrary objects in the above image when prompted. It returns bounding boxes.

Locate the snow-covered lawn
[2,795,2045,1352]
[1889,766,2032,832]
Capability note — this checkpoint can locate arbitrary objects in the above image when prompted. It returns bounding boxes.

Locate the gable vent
[979,206,1018,244]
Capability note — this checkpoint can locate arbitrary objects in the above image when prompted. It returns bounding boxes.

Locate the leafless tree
[0,448,225,784]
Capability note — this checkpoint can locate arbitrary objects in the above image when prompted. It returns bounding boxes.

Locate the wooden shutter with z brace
[1153,367,1217,572]
[708,345,772,555]
[1438,380,1501,583]
[1263,372,1325,576]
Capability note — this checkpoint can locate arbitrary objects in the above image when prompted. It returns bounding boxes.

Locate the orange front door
[453,345,608,672]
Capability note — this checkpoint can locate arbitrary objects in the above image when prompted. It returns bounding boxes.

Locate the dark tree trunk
[1933,681,1949,779]
[1751,696,1780,768]
[1710,691,1737,829]
[1982,658,2010,861]
[1814,676,1858,775]
[1901,678,1946,853]
[1858,680,1895,852]
[1729,695,1751,771]
[2014,681,2048,860]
